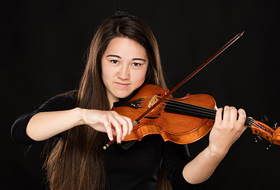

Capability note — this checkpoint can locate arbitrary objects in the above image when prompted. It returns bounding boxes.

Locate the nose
[117,64,130,80]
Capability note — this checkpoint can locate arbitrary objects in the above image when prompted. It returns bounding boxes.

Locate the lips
[114,82,130,88]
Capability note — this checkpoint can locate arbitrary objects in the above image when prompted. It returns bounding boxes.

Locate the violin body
[112,84,280,147]
[112,84,216,144]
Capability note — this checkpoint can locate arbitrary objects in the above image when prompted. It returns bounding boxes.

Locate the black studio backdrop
[2,0,280,189]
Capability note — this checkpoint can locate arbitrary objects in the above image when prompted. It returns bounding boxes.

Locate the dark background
[2,0,280,189]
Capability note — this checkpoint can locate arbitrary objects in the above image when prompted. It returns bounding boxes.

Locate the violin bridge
[148,95,160,108]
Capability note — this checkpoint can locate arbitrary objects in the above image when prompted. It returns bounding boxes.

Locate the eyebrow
[107,54,121,59]
[106,54,146,62]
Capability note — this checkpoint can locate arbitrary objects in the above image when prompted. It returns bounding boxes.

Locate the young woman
[11,12,247,190]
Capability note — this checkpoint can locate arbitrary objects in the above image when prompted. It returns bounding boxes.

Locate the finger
[122,116,133,136]
[111,112,129,141]
[119,116,133,140]
[103,120,114,141]
[229,106,238,124]
[100,112,121,142]
[119,117,129,140]
[215,107,223,124]
[109,116,123,143]
[237,108,246,122]
[127,117,133,135]
[237,108,247,132]
[222,106,231,122]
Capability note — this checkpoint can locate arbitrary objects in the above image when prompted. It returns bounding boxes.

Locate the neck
[164,99,254,126]
[106,93,119,109]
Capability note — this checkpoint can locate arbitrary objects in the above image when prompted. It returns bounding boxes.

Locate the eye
[132,62,142,67]
[110,60,119,64]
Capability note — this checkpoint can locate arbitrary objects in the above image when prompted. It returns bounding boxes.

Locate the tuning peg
[272,122,278,130]
[266,140,274,150]
[254,132,262,143]
[260,116,268,123]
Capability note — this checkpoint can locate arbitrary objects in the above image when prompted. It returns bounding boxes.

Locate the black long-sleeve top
[11,92,202,190]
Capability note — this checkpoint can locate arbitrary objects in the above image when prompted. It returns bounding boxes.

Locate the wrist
[207,145,228,160]
[73,107,86,126]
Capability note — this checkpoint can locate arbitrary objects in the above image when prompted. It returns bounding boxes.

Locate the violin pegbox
[248,118,280,149]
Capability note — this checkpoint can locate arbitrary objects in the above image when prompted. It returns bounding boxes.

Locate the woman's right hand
[80,109,133,143]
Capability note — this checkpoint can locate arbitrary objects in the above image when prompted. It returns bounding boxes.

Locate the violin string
[164,101,263,128]
[163,99,216,119]
[162,100,272,134]
[137,97,270,133]
[251,121,272,134]
[157,99,261,128]
[139,97,217,119]
[135,97,215,120]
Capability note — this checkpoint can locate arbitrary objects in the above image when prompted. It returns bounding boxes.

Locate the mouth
[114,82,130,88]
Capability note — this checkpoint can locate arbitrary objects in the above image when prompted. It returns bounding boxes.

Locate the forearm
[182,146,227,184]
[26,107,84,141]
[182,106,247,184]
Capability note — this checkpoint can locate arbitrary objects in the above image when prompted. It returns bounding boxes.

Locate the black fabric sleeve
[11,91,77,145]
[163,142,204,190]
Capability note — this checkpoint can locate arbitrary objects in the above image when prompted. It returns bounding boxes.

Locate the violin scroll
[273,125,280,143]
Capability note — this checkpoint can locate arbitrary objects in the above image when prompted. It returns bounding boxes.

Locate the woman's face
[101,37,148,105]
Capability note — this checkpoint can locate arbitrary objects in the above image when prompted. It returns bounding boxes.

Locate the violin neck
[164,99,253,126]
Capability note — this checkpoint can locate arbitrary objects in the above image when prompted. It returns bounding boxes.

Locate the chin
[114,91,133,99]
[115,94,130,99]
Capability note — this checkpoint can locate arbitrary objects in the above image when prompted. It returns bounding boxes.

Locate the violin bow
[103,31,244,150]
[133,31,244,125]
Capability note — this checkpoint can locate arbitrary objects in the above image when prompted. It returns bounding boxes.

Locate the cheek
[133,70,147,85]
[101,63,112,82]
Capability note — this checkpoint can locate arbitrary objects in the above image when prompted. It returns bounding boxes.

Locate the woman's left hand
[208,106,247,157]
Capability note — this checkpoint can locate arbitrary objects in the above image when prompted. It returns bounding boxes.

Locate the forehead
[103,37,147,59]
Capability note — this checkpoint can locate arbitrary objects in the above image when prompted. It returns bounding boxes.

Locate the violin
[103,32,280,150]
[110,84,280,148]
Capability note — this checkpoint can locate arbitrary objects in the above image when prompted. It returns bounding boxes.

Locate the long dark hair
[44,12,169,190]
